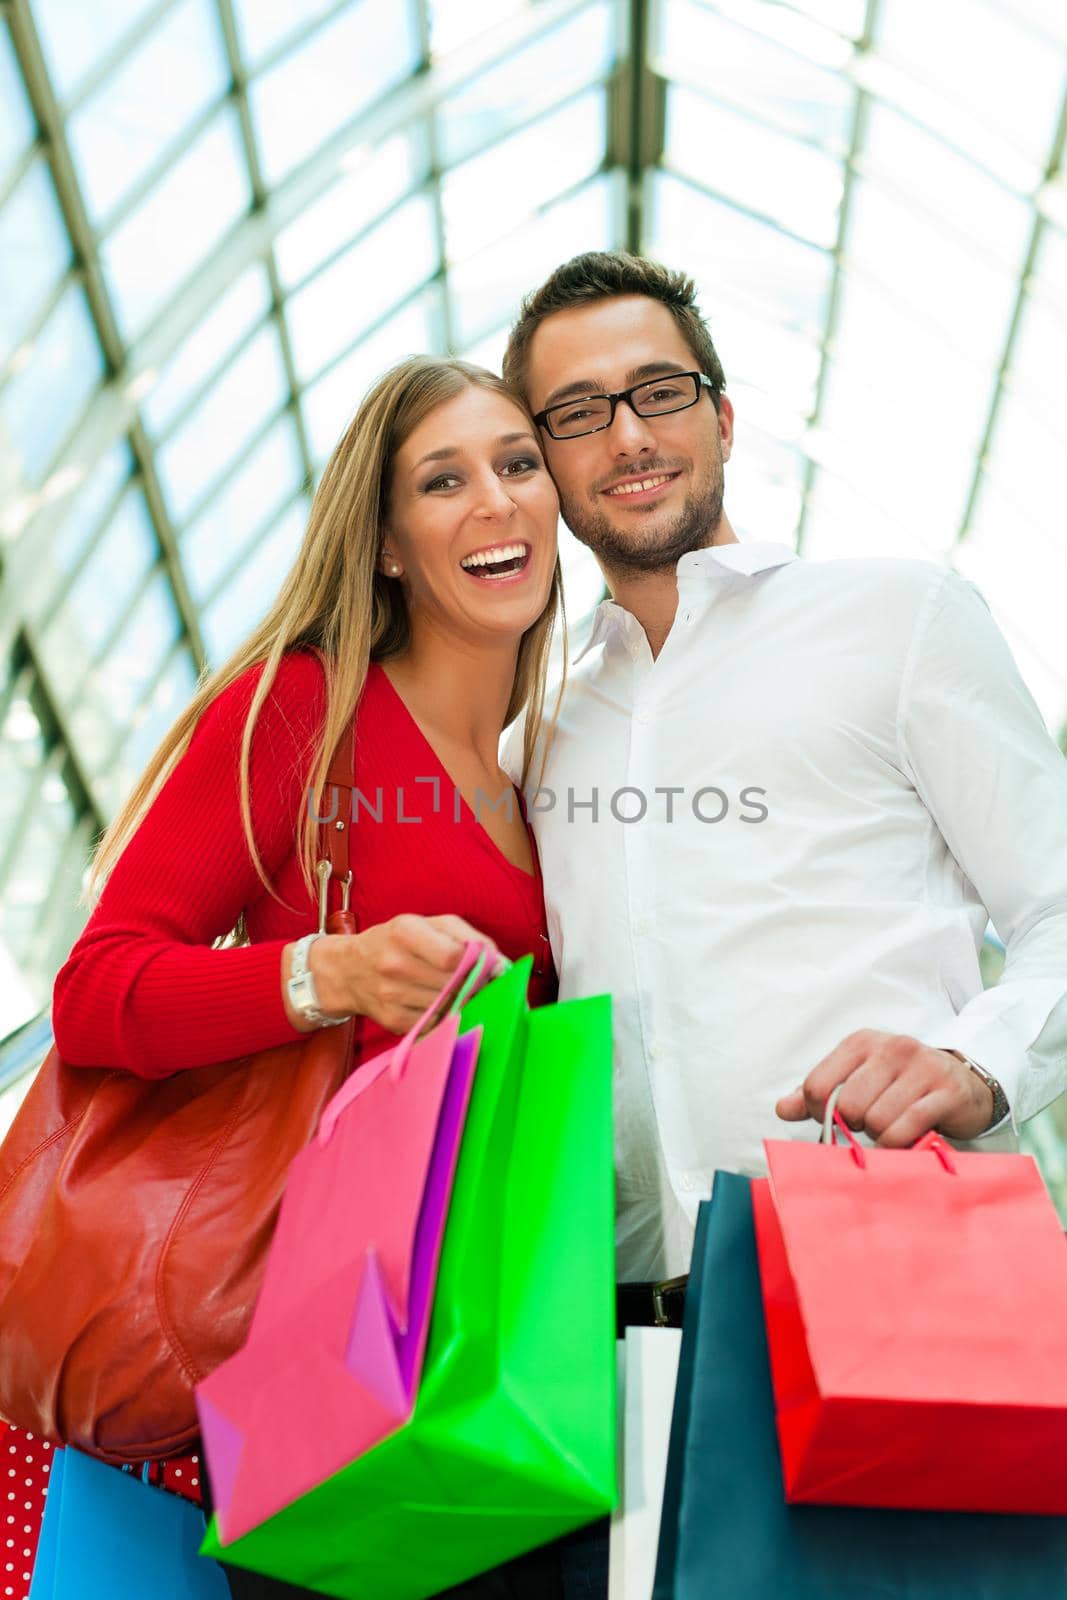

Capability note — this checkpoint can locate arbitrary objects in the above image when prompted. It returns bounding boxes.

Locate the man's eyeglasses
[533,371,717,441]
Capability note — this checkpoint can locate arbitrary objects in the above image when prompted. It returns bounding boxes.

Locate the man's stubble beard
[556,449,726,579]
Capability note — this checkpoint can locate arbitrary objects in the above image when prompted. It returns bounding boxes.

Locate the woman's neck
[381,632,520,772]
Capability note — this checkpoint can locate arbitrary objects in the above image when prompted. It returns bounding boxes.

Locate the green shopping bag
[202,958,615,1597]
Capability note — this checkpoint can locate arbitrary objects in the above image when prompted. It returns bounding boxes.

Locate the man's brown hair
[502,250,727,412]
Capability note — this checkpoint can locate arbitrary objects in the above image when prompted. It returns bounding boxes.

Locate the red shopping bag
[752,1119,1067,1515]
[196,942,491,1544]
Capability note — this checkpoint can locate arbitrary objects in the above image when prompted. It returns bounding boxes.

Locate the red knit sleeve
[51,651,328,1077]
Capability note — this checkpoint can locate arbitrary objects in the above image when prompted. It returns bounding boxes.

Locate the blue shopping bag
[29,1447,228,1599]
[654,1172,1067,1599]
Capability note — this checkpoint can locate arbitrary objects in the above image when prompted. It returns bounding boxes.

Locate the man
[502,251,1067,1293]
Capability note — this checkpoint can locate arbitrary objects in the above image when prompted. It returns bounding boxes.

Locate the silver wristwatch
[287,932,346,1028]
[947,1049,1010,1131]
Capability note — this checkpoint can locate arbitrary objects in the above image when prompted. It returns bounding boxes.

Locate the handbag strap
[313,713,356,930]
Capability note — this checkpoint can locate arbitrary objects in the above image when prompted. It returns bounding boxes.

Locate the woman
[50,357,568,1598]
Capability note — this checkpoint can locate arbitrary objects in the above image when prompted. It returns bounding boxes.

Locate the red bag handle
[819,1086,957,1172]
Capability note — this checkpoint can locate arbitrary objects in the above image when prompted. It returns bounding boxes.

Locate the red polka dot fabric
[1,1425,203,1596]
[2,1425,51,1600]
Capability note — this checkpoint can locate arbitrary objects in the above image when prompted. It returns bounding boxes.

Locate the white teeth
[605,474,674,496]
[459,542,528,570]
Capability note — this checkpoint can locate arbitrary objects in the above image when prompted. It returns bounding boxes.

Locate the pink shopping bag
[196,943,491,1543]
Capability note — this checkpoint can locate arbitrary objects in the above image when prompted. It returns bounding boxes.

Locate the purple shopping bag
[197,943,490,1543]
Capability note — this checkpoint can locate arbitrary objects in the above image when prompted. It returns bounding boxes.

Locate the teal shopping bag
[654,1173,1067,1599]
[28,1448,228,1599]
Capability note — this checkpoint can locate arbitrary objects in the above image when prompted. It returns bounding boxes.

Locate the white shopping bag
[608,1327,683,1600]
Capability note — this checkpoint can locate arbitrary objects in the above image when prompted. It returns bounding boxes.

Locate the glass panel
[0,159,71,369]
[655,0,854,147]
[248,0,419,186]
[959,478,1067,682]
[0,283,103,485]
[438,3,615,167]
[285,192,438,382]
[1000,0,1067,45]
[1030,224,1067,317]
[101,109,251,338]
[201,499,308,663]
[861,101,1032,273]
[1008,289,1067,417]
[802,469,954,564]
[0,769,75,965]
[140,266,272,436]
[87,570,183,729]
[156,323,288,524]
[876,0,1063,168]
[32,0,159,103]
[790,0,868,37]
[814,360,975,546]
[41,489,157,692]
[442,91,605,263]
[181,415,303,598]
[449,174,615,349]
[665,85,843,249]
[844,179,1018,364]
[0,692,47,861]
[705,301,820,438]
[726,426,805,544]
[67,0,228,225]
[698,0,853,67]
[274,133,423,290]
[31,442,131,603]
[983,389,1062,542]
[828,274,994,448]
[230,0,339,68]
[111,644,198,801]
[302,291,440,465]
[649,172,832,339]
[0,21,35,179]
[428,0,532,55]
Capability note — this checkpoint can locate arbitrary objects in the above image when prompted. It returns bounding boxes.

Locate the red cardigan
[53,654,556,1077]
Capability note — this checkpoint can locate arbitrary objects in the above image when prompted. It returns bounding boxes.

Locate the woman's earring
[389,561,402,577]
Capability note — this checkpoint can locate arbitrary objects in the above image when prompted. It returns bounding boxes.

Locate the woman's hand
[283,914,503,1036]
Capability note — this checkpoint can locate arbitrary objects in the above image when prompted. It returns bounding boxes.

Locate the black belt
[615,1275,688,1338]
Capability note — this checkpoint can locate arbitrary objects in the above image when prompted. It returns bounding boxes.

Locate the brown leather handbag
[0,722,358,1463]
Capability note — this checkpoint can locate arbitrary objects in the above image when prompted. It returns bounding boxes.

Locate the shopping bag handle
[316,940,497,1145]
[820,1086,957,1172]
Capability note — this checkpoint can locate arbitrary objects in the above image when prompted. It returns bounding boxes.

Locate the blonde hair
[90,356,566,903]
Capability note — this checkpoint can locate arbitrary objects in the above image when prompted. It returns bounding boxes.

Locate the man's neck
[606,516,740,661]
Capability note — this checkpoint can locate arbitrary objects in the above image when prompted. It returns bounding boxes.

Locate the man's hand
[775,1030,995,1145]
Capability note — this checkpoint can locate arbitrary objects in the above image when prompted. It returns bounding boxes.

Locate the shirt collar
[574,541,798,663]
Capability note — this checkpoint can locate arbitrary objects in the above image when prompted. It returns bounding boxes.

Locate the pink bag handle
[820,1086,957,1172]
[316,940,495,1146]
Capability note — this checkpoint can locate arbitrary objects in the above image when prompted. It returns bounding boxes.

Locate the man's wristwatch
[945,1049,1010,1131]
[287,933,347,1028]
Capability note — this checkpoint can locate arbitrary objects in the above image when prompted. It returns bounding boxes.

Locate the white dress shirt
[504,543,1067,1280]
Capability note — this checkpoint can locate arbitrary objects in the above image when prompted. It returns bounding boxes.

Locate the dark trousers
[200,1458,602,1599]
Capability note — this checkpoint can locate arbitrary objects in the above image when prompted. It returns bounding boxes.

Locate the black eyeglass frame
[532,371,718,440]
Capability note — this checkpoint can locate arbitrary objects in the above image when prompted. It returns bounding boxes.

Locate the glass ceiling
[1,0,1066,1031]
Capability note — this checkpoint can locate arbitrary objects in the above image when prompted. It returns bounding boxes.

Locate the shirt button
[633,917,649,936]
[648,1041,662,1062]
[680,1172,706,1194]
[635,708,650,725]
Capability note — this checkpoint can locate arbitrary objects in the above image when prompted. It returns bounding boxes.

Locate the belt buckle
[651,1273,688,1326]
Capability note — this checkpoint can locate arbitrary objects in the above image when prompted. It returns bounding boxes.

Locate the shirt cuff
[923,1023,1021,1136]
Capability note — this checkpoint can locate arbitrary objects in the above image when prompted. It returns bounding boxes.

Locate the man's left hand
[775,1030,995,1144]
